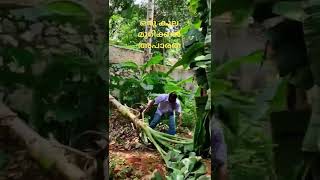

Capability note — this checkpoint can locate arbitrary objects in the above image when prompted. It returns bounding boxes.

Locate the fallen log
[0,103,95,180]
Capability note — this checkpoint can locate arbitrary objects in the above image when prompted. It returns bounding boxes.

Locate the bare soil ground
[109,109,211,179]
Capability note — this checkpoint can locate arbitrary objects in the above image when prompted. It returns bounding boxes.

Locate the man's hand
[143,100,154,113]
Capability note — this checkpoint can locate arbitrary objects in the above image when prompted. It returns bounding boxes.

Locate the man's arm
[143,100,155,113]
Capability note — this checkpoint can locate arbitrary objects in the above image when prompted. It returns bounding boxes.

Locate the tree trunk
[143,0,155,63]
[0,103,94,180]
[109,94,145,129]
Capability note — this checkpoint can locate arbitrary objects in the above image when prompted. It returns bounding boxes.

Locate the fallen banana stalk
[0,103,96,180]
[109,94,193,164]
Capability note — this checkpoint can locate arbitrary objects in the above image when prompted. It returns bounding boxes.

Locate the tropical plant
[110,54,195,107]
[109,95,210,179]
[211,0,320,179]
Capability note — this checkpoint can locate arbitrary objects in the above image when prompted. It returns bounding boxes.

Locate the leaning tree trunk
[0,103,95,180]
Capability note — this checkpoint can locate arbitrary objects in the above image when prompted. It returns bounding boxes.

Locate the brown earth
[109,108,211,179]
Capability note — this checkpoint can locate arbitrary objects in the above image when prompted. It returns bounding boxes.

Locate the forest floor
[109,109,211,179]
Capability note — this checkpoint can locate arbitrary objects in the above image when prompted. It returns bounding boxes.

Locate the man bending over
[143,92,182,135]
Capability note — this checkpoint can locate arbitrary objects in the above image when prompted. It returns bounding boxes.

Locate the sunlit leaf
[119,61,139,69]
[167,42,205,74]
[143,55,164,70]
[194,54,211,61]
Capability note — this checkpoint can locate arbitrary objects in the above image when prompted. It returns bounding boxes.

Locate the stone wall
[109,45,145,65]
[0,1,105,114]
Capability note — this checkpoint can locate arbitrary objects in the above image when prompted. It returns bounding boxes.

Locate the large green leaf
[194,54,211,61]
[119,61,139,70]
[273,1,305,22]
[214,50,263,77]
[150,170,164,180]
[11,1,92,27]
[3,48,35,67]
[167,42,205,75]
[142,55,164,70]
[46,1,91,17]
[189,0,200,15]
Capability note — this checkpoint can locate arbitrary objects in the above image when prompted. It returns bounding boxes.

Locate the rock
[45,37,60,46]
[63,35,82,44]
[60,44,79,53]
[44,26,58,36]
[0,35,18,47]
[17,21,27,31]
[43,21,50,26]
[20,31,33,42]
[2,18,16,33]
[31,61,47,76]
[48,48,62,54]
[59,23,77,34]
[25,46,34,53]
[36,44,46,49]
[85,43,95,54]
[8,62,24,73]
[83,35,91,43]
[72,73,81,82]
[20,23,43,42]
[30,22,43,34]
[7,86,33,116]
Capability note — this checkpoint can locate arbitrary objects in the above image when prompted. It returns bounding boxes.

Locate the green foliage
[46,1,91,18]
[3,48,36,67]
[167,42,205,74]
[142,55,164,70]
[0,1,108,145]
[214,50,263,78]
[180,97,197,128]
[110,54,196,107]
[11,1,92,29]
[225,121,275,180]
[109,10,145,46]
[193,97,210,155]
[165,151,210,180]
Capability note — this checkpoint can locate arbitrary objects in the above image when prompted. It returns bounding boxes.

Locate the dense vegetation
[0,0,318,179]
